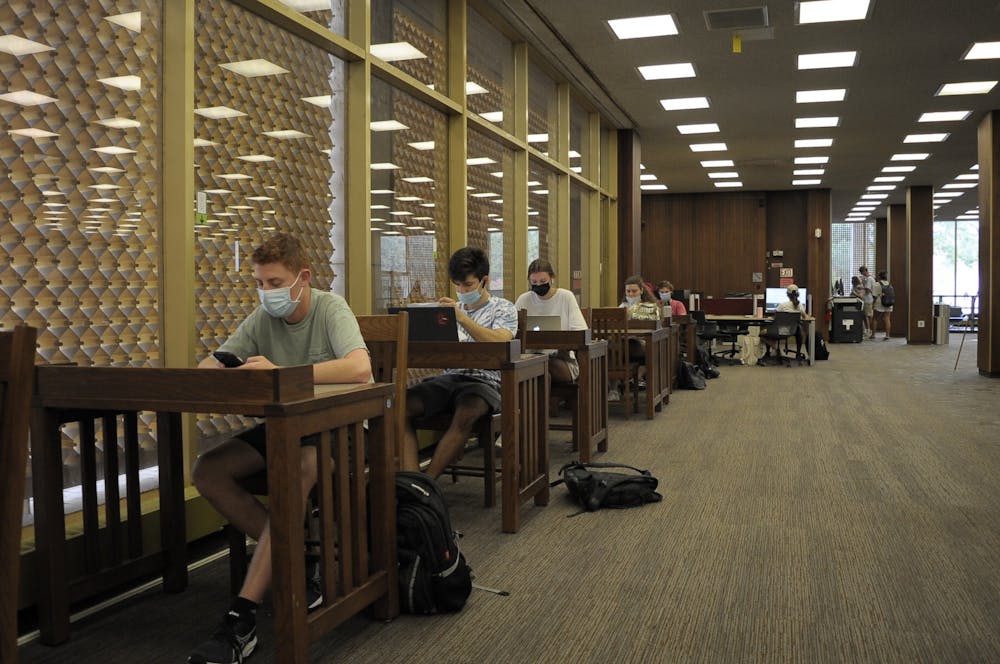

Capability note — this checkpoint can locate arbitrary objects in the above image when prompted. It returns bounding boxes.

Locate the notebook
[388,305,460,341]
[525,315,562,332]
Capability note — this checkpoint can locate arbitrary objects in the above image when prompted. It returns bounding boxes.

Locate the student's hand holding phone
[240,355,277,370]
[212,351,245,368]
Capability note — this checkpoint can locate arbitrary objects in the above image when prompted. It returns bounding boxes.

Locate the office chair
[688,310,720,359]
[760,312,802,367]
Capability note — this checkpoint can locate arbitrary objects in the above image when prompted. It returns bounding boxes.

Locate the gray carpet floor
[21,334,1000,663]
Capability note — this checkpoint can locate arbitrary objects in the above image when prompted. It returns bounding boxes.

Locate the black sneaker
[188,609,257,664]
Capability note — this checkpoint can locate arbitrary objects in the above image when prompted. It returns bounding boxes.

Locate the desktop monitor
[765,287,807,313]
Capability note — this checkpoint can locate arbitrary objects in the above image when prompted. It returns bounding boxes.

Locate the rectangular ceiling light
[527,133,549,143]
[370,120,409,132]
[465,81,489,95]
[861,193,889,200]
[796,89,847,103]
[263,129,309,139]
[95,117,141,129]
[402,176,433,183]
[933,192,963,198]
[714,181,743,188]
[964,41,1000,60]
[370,162,400,170]
[794,156,829,164]
[408,141,435,150]
[370,41,427,62]
[641,184,669,191]
[640,173,657,180]
[301,95,332,107]
[701,159,734,167]
[955,173,979,180]
[867,185,896,191]
[936,81,998,96]
[638,63,696,80]
[689,142,727,152]
[0,90,58,106]
[708,172,739,178]
[196,106,247,119]
[7,127,59,138]
[0,35,54,56]
[903,133,949,143]
[607,14,678,39]
[797,51,857,69]
[797,0,871,24]
[479,111,503,123]
[677,123,720,134]
[795,138,834,148]
[467,157,497,165]
[890,153,930,161]
[92,146,136,155]
[220,59,290,77]
[882,165,916,172]
[795,116,840,128]
[98,75,141,91]
[237,154,275,162]
[660,96,710,111]
[942,183,977,189]
[793,179,822,185]
[918,111,971,122]
[794,169,825,175]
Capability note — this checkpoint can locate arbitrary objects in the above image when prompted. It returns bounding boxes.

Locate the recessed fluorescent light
[794,156,829,164]
[890,153,930,161]
[903,133,948,143]
[98,75,141,91]
[408,141,435,150]
[797,51,857,69]
[708,172,739,179]
[370,162,400,170]
[660,97,710,111]
[689,143,727,152]
[220,59,289,77]
[795,116,840,128]
[795,138,834,148]
[793,179,822,185]
[389,211,413,216]
[194,138,218,147]
[0,90,58,106]
[641,184,668,191]
[677,123,720,134]
[882,165,916,172]
[0,35,54,56]
[640,174,657,181]
[700,159,734,168]
[246,196,275,201]
[218,173,251,180]
[466,157,497,165]
[92,146,136,155]
[301,95,332,107]
[796,89,847,103]
[89,166,125,173]
[568,150,582,159]
[874,176,905,182]
[933,192,963,198]
[936,81,997,96]
[237,154,275,162]
[607,14,678,39]
[264,129,309,140]
[918,111,971,122]
[964,41,1000,60]
[195,106,246,119]
[714,181,743,188]
[955,174,979,181]
[370,41,427,62]
[638,63,695,80]
[471,192,499,198]
[370,120,409,132]
[942,183,977,189]
[867,185,896,191]
[402,176,434,183]
[465,81,489,95]
[7,127,58,138]
[105,11,142,32]
[479,111,503,123]
[861,194,889,200]
[797,0,871,24]
[95,117,141,129]
[794,169,825,176]
[527,133,549,143]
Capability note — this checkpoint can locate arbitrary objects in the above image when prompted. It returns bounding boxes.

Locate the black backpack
[814,332,830,360]
[880,282,896,307]
[552,462,662,513]
[395,472,472,614]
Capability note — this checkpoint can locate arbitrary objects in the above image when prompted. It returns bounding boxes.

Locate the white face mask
[625,295,640,306]
[258,272,304,319]
[456,278,485,307]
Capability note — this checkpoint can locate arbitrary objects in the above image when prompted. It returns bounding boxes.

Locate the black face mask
[531,283,551,297]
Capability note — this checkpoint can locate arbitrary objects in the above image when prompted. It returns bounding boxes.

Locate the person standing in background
[872,271,893,340]
[859,266,876,339]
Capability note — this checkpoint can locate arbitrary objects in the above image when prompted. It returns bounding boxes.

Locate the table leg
[156,412,187,593]
[577,348,593,463]
[644,341,656,419]
[808,319,815,366]
[500,370,519,534]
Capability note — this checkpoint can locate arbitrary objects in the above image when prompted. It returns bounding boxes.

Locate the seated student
[609,275,657,399]
[656,280,688,317]
[188,232,372,664]
[400,247,518,478]
[762,283,806,363]
[514,258,588,384]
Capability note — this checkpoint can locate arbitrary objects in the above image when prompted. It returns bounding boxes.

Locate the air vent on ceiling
[704,6,770,31]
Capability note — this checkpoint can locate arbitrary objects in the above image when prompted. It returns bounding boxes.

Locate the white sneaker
[607,389,621,402]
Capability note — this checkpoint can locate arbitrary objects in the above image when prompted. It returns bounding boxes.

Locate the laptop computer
[388,305,460,341]
[525,315,562,332]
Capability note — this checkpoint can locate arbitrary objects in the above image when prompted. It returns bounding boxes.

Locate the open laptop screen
[387,306,459,341]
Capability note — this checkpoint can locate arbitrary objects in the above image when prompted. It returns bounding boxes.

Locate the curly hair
[251,232,307,272]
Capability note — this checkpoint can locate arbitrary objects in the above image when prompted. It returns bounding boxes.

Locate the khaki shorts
[863,303,874,317]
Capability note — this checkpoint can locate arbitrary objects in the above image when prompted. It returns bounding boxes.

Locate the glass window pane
[955,221,979,311]
[195,0,347,439]
[371,78,449,310]
[468,131,514,299]
[467,7,514,133]
[528,160,560,269]
[275,0,347,35]
[371,0,448,94]
[528,60,557,157]
[831,222,874,292]
[570,99,588,177]
[933,221,956,305]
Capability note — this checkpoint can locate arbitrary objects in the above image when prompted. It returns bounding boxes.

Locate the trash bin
[831,297,864,343]
[933,303,950,345]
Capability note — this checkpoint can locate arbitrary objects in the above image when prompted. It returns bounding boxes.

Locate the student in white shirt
[514,258,588,383]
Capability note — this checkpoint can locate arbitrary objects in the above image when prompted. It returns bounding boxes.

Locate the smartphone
[212,350,245,368]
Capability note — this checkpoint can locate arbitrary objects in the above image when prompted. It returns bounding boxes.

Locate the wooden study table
[624,321,670,419]
[406,340,549,533]
[30,366,397,664]
[521,330,609,463]
[705,314,816,366]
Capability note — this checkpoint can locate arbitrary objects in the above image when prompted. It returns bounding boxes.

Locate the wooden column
[617,129,641,285]
[806,189,831,337]
[875,216,887,275]
[978,110,1000,376]
[888,204,908,337]
[906,186,934,343]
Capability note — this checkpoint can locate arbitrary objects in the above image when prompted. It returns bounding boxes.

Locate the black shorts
[408,373,502,418]
[235,424,347,459]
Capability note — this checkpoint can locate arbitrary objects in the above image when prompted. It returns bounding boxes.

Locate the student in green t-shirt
[188,232,370,664]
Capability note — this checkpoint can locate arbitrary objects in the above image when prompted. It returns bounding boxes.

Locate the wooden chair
[585,307,640,418]
[228,312,409,592]
[1,325,38,664]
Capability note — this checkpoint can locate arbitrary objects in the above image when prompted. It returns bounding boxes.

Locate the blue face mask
[659,292,671,302]
[258,272,304,319]
[456,279,485,307]
[625,295,640,306]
